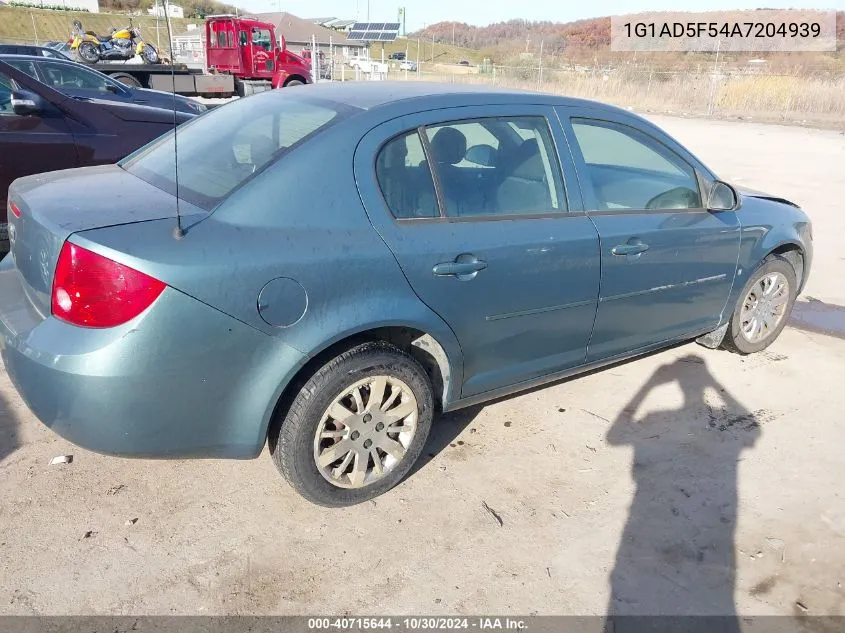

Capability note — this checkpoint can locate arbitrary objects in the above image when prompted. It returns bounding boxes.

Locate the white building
[148,3,185,19]
[35,0,99,12]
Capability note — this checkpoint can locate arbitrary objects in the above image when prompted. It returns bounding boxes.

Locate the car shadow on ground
[790,297,845,340]
[0,390,20,464]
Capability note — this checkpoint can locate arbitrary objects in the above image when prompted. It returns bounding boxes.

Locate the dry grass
[408,67,845,126]
[0,6,196,46]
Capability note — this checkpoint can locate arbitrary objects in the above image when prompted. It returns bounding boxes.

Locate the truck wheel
[109,73,142,88]
[285,79,304,87]
[269,341,434,507]
[77,42,100,64]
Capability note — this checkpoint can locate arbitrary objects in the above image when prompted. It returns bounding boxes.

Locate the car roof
[286,81,625,114]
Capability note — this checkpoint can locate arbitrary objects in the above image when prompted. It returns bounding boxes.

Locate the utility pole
[537,39,544,90]
[452,23,455,46]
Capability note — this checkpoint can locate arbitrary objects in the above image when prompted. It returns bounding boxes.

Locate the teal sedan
[0,83,812,506]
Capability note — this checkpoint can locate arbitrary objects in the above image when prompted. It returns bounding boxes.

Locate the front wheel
[722,255,797,354]
[270,341,434,507]
[140,44,158,64]
[76,41,100,64]
[284,79,304,87]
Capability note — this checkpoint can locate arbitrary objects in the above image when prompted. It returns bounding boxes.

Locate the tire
[77,41,100,64]
[722,255,797,355]
[285,79,304,87]
[270,341,434,507]
[141,44,158,64]
[109,72,142,88]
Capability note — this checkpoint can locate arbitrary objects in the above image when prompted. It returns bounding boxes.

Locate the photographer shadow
[605,354,761,632]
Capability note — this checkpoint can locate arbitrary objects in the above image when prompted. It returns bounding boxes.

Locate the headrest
[509,139,543,180]
[430,127,467,166]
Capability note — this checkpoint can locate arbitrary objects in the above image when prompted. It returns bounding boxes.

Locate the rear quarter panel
[77,118,466,415]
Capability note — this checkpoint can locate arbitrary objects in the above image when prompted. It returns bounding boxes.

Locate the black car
[0,54,206,115]
[389,51,406,60]
[0,44,72,60]
[0,59,196,255]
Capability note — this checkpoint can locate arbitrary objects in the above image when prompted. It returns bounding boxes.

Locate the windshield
[120,92,351,210]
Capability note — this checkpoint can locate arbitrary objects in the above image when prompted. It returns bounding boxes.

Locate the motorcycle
[70,18,159,64]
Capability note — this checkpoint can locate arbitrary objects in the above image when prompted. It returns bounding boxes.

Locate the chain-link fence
[369,61,844,125]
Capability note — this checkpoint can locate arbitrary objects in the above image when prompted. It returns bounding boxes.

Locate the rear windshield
[120,92,351,210]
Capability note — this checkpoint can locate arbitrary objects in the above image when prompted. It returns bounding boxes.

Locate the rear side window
[571,119,701,211]
[425,116,566,217]
[376,131,439,219]
[121,92,350,210]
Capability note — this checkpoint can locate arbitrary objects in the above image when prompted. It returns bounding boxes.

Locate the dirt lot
[1,115,844,616]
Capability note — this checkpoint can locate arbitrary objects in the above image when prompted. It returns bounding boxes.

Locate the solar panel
[346,22,400,41]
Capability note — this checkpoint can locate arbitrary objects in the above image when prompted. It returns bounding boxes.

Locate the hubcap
[314,375,418,489]
[739,272,790,344]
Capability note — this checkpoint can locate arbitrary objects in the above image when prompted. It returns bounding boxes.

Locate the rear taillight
[51,242,166,328]
[9,201,21,218]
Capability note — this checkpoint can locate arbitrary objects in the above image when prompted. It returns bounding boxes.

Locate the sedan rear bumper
[0,256,306,458]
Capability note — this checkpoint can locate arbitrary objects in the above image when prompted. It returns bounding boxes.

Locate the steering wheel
[644,187,700,210]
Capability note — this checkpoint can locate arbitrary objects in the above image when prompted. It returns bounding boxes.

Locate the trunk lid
[7,164,201,317]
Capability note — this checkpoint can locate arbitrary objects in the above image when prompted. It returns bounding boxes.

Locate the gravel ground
[0,115,843,616]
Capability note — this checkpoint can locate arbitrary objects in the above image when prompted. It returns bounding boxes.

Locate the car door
[355,105,601,398]
[0,66,78,209]
[36,60,131,105]
[558,108,741,362]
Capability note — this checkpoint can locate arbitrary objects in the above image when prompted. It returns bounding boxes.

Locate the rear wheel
[722,255,797,354]
[285,79,304,87]
[77,41,100,64]
[270,341,434,507]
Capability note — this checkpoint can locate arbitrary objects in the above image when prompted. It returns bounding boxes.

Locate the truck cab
[205,16,311,94]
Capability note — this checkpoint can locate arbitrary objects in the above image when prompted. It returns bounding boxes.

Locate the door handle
[611,242,649,256]
[433,255,487,279]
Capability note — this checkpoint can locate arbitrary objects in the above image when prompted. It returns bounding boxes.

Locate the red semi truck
[87,15,313,98]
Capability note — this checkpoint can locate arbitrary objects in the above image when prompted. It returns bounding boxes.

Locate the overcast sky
[239,0,841,32]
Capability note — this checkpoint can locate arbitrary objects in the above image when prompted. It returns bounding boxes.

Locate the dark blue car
[0,54,206,115]
[0,83,812,506]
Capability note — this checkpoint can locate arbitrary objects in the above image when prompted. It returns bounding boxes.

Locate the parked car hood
[88,98,196,124]
[132,87,207,113]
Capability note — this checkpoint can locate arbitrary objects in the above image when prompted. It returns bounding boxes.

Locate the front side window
[424,116,566,217]
[120,92,348,210]
[40,61,111,92]
[4,59,38,81]
[376,131,439,219]
[571,119,701,211]
[0,71,16,114]
[252,28,272,51]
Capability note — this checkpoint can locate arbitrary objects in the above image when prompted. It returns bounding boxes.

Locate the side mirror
[708,180,738,211]
[465,144,497,167]
[11,90,45,116]
[106,83,121,94]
